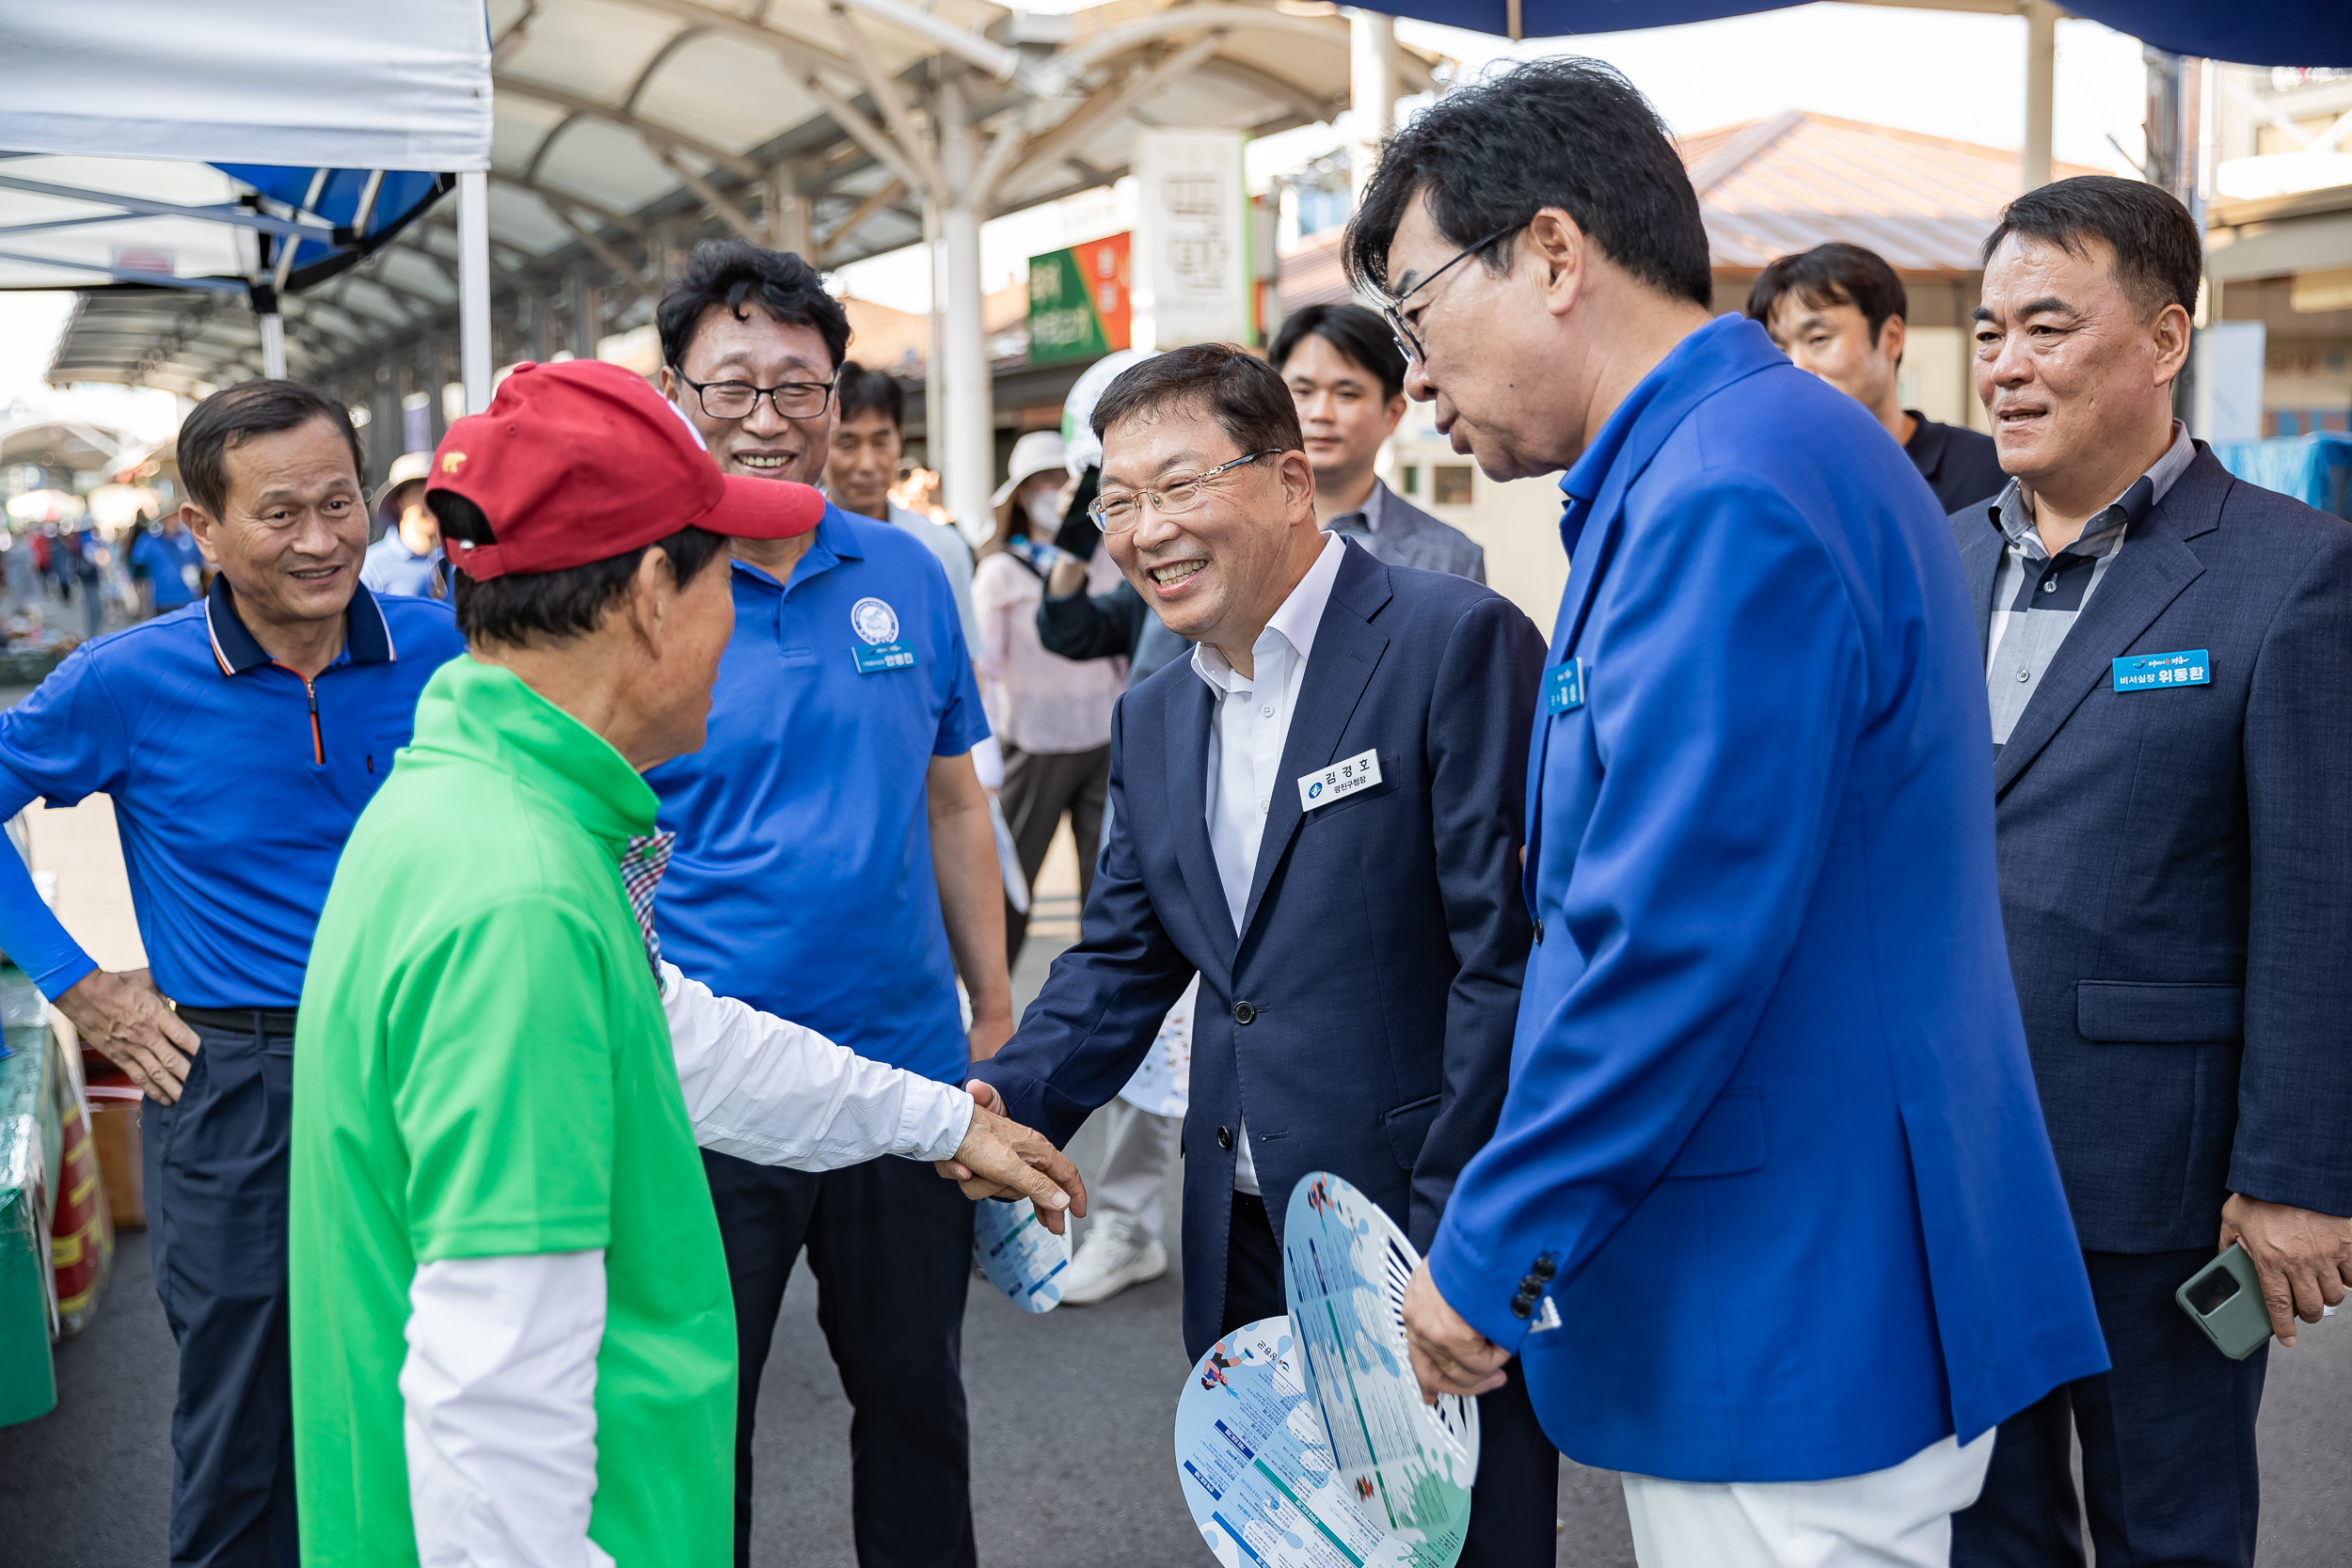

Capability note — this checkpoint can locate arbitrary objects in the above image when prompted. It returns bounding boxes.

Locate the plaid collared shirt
[617,828,675,978]
[1983,424,2196,748]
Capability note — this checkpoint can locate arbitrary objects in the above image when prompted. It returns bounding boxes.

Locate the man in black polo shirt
[1750,241,2008,512]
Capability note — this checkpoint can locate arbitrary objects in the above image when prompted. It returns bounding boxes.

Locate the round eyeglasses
[671,369,836,421]
[1088,450,1284,533]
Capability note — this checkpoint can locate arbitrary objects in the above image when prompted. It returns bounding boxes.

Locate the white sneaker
[1058,1212,1168,1306]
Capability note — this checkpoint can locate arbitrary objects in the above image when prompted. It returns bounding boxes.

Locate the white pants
[1090,1099,1180,1245]
[1620,1432,1995,1568]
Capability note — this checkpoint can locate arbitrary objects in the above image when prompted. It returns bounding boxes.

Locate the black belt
[176,1006,300,1037]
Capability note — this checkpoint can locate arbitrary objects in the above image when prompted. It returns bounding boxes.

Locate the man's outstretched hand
[57,967,199,1104]
[1402,1259,1512,1403]
[934,1082,1089,1235]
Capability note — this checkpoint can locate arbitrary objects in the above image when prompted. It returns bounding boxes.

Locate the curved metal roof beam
[493,75,763,181]
[521,111,586,186]
[490,170,648,238]
[603,0,856,78]
[623,24,707,116]
[1048,8,1437,95]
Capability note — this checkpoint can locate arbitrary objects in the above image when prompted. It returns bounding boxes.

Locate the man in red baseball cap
[285,358,1084,1568]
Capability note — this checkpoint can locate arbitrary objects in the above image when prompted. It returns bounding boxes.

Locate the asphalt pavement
[2,928,2346,1564]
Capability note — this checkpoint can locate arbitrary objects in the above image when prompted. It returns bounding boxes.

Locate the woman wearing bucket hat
[972,428,1126,966]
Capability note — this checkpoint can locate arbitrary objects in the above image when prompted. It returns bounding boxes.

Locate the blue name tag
[1545,657,1585,715]
[851,641,917,674]
[2112,649,2210,692]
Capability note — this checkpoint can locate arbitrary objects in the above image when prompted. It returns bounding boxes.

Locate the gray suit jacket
[1950,446,2352,1249]
[1329,480,1486,583]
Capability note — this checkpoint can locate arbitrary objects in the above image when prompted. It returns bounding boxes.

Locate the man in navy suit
[1946,177,2352,1568]
[1354,59,2108,1568]
[968,343,1554,1562]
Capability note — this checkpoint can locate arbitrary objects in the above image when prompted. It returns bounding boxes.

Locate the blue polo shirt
[649,504,990,1084]
[128,529,205,610]
[359,530,446,598]
[0,575,465,1007]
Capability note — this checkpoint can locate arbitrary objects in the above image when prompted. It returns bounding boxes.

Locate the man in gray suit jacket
[1948,177,2352,1568]
[1274,303,1486,580]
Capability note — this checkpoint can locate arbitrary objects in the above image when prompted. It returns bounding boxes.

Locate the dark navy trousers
[143,1015,298,1568]
[1954,1247,2268,1568]
[1223,1191,1560,1568]
[703,1148,978,1568]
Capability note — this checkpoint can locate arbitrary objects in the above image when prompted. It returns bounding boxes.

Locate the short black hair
[835,360,904,430]
[430,490,726,648]
[179,379,365,519]
[657,240,850,374]
[1345,56,1712,309]
[1090,343,1304,459]
[1747,243,1909,348]
[1268,304,1407,403]
[1982,175,2202,321]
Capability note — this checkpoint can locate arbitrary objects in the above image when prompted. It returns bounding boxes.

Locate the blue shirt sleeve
[0,644,137,998]
[931,558,992,758]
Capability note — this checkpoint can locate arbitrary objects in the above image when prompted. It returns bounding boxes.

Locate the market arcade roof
[46,0,1438,403]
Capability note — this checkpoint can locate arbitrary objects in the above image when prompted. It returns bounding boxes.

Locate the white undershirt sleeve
[402,1250,612,1568]
[659,959,975,1167]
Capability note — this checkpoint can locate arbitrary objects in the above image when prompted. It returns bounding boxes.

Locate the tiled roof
[1680,110,2105,276]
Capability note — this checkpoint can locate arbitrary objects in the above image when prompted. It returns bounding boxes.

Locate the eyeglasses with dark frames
[671,369,837,422]
[1087,450,1284,534]
[1380,225,1521,369]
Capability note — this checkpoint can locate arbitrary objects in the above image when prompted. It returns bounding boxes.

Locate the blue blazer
[1952,450,2352,1250]
[1428,316,2108,1484]
[977,542,1547,1360]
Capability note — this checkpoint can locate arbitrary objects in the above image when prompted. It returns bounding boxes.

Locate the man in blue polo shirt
[0,380,464,1568]
[647,240,1009,1568]
[128,511,205,617]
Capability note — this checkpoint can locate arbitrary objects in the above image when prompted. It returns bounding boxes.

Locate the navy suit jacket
[1430,316,2106,1484]
[1951,449,2352,1249]
[977,541,1546,1359]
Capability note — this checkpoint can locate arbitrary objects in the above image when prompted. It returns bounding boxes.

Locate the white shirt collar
[1191,532,1347,695]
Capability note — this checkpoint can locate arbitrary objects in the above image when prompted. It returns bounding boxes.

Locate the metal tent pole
[457,169,493,414]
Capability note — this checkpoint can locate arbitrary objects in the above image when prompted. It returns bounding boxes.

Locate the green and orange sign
[1027,232,1131,365]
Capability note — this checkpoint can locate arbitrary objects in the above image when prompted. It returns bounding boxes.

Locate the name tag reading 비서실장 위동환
[2112,649,2209,692]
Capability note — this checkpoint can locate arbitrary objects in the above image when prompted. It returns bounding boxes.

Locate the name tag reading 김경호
[2112,649,2209,692]
[1545,657,1585,714]
[1298,747,1381,812]
[851,641,916,674]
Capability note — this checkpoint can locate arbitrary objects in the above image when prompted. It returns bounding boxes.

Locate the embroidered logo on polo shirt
[850,597,900,645]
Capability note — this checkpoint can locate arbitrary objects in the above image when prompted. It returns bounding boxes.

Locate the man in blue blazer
[1350,59,2108,1566]
[969,343,1555,1562]
[1947,178,2352,1568]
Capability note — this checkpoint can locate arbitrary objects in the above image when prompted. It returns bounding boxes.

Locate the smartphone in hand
[2175,1243,2272,1361]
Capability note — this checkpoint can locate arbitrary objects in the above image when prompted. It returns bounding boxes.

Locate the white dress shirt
[401,962,976,1567]
[1189,532,1347,1196]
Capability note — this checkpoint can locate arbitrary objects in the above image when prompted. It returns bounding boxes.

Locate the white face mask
[1023,487,1065,536]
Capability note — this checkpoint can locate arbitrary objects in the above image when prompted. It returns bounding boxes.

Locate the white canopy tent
[0,0,494,403]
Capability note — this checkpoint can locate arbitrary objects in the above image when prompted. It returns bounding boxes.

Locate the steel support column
[934,76,993,538]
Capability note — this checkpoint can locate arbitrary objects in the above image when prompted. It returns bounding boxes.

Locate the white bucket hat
[991,430,1070,507]
[1058,348,1158,476]
[371,451,434,515]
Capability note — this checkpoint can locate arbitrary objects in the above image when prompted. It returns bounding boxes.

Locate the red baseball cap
[427,357,822,581]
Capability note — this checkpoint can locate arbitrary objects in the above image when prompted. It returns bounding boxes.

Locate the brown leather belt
[175,1006,299,1037]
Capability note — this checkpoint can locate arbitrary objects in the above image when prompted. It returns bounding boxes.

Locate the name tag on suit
[1546,657,1585,714]
[2112,648,2209,692]
[1298,748,1381,811]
